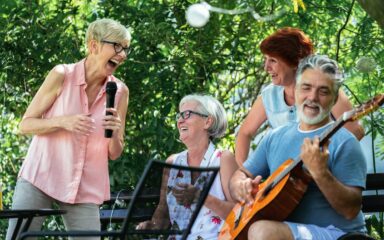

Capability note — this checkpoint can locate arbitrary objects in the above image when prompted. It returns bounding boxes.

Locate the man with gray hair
[229,55,367,239]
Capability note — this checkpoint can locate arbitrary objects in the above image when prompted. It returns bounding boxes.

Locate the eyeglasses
[101,40,131,55]
[176,110,208,121]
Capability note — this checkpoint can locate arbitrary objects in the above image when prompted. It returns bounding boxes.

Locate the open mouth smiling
[108,59,120,68]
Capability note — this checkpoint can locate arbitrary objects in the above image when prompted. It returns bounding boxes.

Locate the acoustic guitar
[219,94,384,240]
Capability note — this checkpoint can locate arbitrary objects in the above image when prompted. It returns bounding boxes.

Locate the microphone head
[106,81,117,95]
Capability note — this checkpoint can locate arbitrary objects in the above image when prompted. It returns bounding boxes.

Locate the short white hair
[179,94,227,139]
[85,18,131,47]
[296,54,344,96]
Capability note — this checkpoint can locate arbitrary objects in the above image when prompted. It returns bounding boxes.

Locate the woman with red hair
[235,27,364,165]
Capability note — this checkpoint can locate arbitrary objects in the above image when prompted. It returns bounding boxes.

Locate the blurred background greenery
[1,0,383,238]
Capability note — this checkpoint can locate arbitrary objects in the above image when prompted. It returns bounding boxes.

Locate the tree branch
[335,0,356,61]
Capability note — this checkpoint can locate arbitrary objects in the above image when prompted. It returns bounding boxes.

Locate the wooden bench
[337,173,384,239]
[361,173,384,238]
[362,173,384,212]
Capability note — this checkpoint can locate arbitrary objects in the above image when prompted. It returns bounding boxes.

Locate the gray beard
[297,101,332,125]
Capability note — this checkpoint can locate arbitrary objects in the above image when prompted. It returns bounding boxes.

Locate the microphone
[105,81,117,138]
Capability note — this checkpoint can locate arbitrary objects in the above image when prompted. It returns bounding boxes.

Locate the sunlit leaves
[0,0,383,236]
[292,0,306,13]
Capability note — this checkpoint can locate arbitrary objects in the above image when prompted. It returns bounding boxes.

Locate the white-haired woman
[7,18,130,239]
[137,94,238,239]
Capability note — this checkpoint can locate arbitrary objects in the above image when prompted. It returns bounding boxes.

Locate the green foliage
[0,0,383,237]
[0,108,29,232]
[366,213,384,239]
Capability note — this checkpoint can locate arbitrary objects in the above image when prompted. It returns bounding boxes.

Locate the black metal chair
[0,209,66,240]
[20,159,220,239]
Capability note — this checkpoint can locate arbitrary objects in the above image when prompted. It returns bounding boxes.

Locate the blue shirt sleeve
[243,133,271,178]
[329,133,367,189]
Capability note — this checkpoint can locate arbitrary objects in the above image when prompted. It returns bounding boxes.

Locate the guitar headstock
[342,94,384,122]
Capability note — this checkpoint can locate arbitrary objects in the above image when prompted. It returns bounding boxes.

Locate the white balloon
[186,3,210,28]
[356,56,376,73]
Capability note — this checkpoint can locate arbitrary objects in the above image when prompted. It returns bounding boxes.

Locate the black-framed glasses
[176,110,208,121]
[101,40,131,55]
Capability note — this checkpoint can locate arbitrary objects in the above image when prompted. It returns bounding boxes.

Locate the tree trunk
[358,0,384,29]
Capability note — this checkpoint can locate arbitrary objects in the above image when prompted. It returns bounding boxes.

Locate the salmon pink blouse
[19,59,125,204]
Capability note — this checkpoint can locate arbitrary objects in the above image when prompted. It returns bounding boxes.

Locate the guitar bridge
[234,205,244,229]
[262,183,273,198]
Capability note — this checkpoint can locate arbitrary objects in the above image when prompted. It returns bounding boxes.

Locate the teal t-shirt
[244,122,367,233]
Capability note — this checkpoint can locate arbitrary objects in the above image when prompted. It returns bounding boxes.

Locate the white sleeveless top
[261,84,298,128]
[167,142,226,240]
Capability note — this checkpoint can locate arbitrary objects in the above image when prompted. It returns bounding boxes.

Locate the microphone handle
[105,81,117,138]
[105,111,113,138]
[105,95,115,138]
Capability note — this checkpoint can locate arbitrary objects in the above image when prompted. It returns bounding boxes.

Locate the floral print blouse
[166,142,226,240]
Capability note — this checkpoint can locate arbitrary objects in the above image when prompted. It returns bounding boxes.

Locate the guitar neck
[318,116,346,146]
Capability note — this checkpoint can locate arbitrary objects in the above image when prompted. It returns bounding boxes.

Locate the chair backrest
[120,159,220,239]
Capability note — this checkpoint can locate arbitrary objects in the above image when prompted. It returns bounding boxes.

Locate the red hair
[260,27,314,67]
